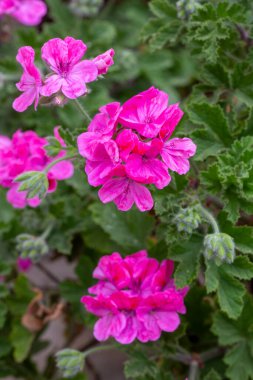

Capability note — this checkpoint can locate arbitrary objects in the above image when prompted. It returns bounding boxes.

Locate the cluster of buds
[55,349,85,378]
[176,0,202,19]
[174,205,201,234]
[69,0,103,17]
[16,233,49,261]
[204,233,235,265]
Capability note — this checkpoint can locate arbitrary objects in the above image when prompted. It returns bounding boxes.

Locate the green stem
[74,99,91,122]
[188,360,199,380]
[83,345,113,358]
[40,223,54,240]
[197,204,220,234]
[43,153,79,174]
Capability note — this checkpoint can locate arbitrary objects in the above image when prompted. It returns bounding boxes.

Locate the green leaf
[191,129,225,161]
[205,261,245,319]
[10,323,34,363]
[187,102,232,146]
[203,369,222,380]
[6,275,34,317]
[170,235,203,288]
[149,0,177,19]
[124,351,157,379]
[212,295,253,380]
[89,203,154,253]
[0,302,7,329]
[218,212,253,254]
[0,338,12,359]
[222,256,253,280]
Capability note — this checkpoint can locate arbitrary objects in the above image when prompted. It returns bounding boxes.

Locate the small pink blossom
[77,88,196,212]
[17,257,32,272]
[81,251,188,344]
[0,0,47,26]
[40,37,98,99]
[93,49,115,76]
[13,46,42,112]
[0,128,74,208]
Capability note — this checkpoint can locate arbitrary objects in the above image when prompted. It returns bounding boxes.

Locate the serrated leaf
[212,295,253,380]
[187,102,232,146]
[149,0,177,19]
[205,261,245,319]
[124,352,157,379]
[10,323,34,363]
[170,235,202,288]
[203,369,222,380]
[89,203,154,253]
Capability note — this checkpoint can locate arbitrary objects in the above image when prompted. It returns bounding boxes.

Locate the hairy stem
[73,99,91,122]
[43,153,79,174]
[197,204,220,234]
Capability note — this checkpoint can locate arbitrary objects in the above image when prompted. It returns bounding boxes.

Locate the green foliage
[212,294,253,380]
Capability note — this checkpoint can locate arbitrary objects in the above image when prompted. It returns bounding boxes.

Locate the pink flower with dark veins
[81,251,188,344]
[77,87,197,212]
[40,37,98,99]
[0,0,47,26]
[13,46,42,112]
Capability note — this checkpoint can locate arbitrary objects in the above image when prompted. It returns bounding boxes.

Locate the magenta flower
[40,37,98,99]
[93,49,115,76]
[0,128,74,208]
[17,257,32,272]
[13,46,42,112]
[77,87,196,212]
[0,0,47,26]
[81,251,188,344]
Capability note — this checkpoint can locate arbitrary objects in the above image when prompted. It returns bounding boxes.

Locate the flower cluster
[81,251,188,344]
[0,128,74,208]
[13,37,114,112]
[77,87,196,212]
[0,0,47,26]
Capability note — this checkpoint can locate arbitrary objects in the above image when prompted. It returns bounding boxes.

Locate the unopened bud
[69,0,103,17]
[204,233,235,265]
[176,0,202,19]
[16,233,49,261]
[174,206,201,234]
[15,171,48,199]
[55,349,85,378]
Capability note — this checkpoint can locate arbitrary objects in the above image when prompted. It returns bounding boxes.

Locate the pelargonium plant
[1,1,253,380]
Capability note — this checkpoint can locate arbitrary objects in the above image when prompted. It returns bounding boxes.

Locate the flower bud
[15,171,48,199]
[176,0,202,19]
[69,0,103,17]
[204,233,235,265]
[174,206,201,234]
[55,349,85,378]
[16,233,49,261]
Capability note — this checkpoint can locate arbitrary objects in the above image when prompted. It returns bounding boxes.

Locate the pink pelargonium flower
[0,0,47,26]
[93,49,115,76]
[40,37,98,99]
[77,88,196,212]
[81,251,188,344]
[13,46,42,112]
[0,128,74,208]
